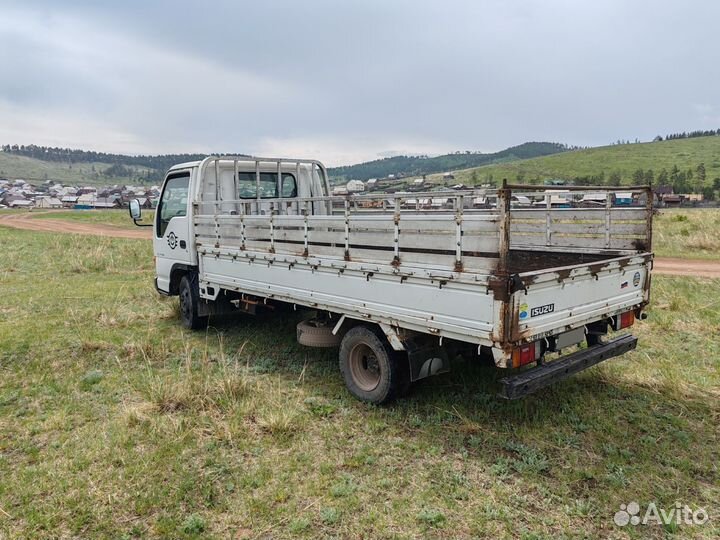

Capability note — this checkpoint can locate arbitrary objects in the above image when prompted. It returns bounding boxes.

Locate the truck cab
[141,159,331,295]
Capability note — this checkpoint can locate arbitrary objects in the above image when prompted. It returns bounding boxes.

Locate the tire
[297,319,341,348]
[339,326,408,404]
[179,275,208,330]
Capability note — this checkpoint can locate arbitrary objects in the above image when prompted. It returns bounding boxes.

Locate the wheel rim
[180,286,192,322]
[348,343,381,392]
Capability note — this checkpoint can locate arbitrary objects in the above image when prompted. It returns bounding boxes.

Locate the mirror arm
[132,219,153,228]
[128,198,152,227]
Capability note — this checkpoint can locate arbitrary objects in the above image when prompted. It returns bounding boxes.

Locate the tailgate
[509,253,651,342]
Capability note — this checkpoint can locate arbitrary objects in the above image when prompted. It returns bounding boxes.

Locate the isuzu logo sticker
[530,303,555,317]
[167,232,178,249]
[519,302,555,320]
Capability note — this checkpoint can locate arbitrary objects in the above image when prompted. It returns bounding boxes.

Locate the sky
[1,0,719,166]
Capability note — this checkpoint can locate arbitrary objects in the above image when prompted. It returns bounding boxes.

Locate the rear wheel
[339,326,408,404]
[179,275,208,330]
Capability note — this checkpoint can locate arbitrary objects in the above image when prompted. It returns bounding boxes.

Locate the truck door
[154,170,193,293]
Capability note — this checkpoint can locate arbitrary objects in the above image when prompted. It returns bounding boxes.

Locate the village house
[8,198,33,208]
[136,197,154,209]
[76,193,96,207]
[92,197,121,209]
[0,175,158,210]
[61,195,79,207]
[35,196,63,209]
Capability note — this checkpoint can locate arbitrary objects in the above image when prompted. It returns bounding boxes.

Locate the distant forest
[328,142,572,180]
[658,129,720,141]
[0,144,246,182]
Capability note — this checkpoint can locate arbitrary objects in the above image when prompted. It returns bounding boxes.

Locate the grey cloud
[1,0,719,164]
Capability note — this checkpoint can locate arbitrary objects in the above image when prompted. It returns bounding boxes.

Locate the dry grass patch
[652,208,720,259]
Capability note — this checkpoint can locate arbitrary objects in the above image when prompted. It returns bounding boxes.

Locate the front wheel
[179,275,208,330]
[339,326,408,404]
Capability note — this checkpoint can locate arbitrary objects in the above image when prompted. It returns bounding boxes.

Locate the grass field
[653,209,720,259]
[0,227,718,539]
[27,208,155,228]
[428,136,720,186]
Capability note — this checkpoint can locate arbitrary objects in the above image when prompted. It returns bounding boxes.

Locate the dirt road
[651,257,720,279]
[0,212,152,239]
[1,211,718,277]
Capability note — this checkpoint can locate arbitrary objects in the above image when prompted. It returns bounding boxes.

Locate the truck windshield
[157,173,189,237]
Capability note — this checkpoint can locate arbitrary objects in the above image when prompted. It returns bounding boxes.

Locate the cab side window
[236,172,297,198]
[281,174,297,197]
[157,173,189,237]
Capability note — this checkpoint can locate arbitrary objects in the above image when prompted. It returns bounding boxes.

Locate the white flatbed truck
[129,156,653,403]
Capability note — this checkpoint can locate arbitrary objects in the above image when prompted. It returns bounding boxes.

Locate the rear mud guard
[498,334,638,399]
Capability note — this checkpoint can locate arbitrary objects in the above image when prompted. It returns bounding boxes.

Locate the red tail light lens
[512,341,540,368]
[614,311,635,331]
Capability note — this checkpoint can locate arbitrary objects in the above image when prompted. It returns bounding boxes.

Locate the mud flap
[405,338,450,382]
[498,334,638,399]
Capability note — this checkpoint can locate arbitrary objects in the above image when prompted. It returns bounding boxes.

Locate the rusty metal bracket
[508,273,527,295]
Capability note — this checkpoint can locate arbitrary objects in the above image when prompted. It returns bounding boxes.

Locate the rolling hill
[0,151,156,186]
[0,146,220,186]
[1,142,569,187]
[5,135,720,193]
[327,142,570,181]
[428,136,720,190]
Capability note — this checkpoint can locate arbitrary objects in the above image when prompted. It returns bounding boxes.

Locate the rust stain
[632,239,648,251]
[488,276,510,302]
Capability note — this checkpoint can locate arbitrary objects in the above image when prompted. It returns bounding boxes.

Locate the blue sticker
[633,271,641,287]
[519,303,529,320]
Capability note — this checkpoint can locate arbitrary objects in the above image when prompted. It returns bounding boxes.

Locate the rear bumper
[498,334,638,399]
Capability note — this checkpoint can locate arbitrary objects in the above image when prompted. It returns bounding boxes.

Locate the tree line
[1,144,247,182]
[538,163,718,200]
[657,129,720,141]
[329,142,570,180]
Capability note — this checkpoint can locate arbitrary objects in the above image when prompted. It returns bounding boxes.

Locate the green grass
[0,228,718,538]
[0,151,154,186]
[429,136,720,186]
[653,208,720,259]
[28,209,154,229]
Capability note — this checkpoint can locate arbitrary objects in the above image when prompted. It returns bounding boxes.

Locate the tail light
[613,310,635,331]
[512,341,541,368]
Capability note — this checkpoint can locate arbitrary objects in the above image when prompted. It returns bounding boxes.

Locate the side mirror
[129,199,142,221]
